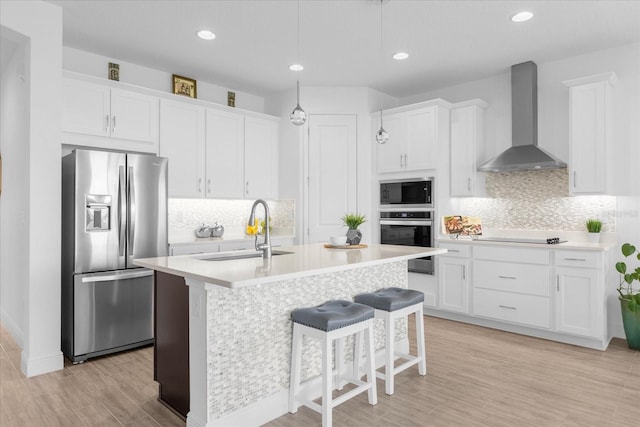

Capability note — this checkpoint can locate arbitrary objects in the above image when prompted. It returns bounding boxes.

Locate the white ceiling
[47,0,640,98]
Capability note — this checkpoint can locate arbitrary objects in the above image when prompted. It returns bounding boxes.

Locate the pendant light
[290,0,307,126]
[375,0,389,144]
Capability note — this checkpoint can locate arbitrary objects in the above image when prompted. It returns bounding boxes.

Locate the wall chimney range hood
[477,61,567,172]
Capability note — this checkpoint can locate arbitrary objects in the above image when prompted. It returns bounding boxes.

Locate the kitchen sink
[197,250,293,261]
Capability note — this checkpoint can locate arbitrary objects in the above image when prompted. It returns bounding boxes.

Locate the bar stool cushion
[355,287,424,312]
[291,300,374,331]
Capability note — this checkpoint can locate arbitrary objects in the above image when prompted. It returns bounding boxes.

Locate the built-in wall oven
[379,210,434,275]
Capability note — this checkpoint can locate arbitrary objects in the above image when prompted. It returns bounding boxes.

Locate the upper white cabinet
[159,99,206,198]
[160,99,279,200]
[450,100,487,197]
[62,77,159,153]
[563,72,616,195]
[205,109,244,198]
[244,116,279,200]
[375,100,450,173]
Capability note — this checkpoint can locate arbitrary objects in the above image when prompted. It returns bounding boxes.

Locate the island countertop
[134,243,447,289]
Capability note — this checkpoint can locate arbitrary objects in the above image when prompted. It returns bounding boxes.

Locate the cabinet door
[244,116,278,199]
[450,106,476,196]
[205,109,244,198]
[62,79,111,138]
[438,257,469,313]
[110,88,159,145]
[376,113,405,173]
[405,107,437,170]
[159,99,206,198]
[555,267,601,338]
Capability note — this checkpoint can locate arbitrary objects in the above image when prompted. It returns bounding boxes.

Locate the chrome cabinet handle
[499,305,517,310]
[573,171,577,188]
[557,275,560,291]
[207,178,211,194]
[246,181,249,195]
[400,155,403,168]
[448,249,460,253]
[198,178,202,193]
[498,275,517,280]
[112,115,116,132]
[564,258,586,261]
[462,265,466,280]
[105,115,110,132]
[404,154,408,167]
[467,177,471,191]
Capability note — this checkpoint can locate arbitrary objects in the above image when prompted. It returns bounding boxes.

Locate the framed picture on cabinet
[172,74,197,99]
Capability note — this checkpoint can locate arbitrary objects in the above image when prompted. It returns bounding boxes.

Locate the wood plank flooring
[2,316,637,426]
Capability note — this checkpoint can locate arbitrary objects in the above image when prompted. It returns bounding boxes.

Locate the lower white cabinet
[169,237,294,257]
[437,245,470,314]
[432,242,610,349]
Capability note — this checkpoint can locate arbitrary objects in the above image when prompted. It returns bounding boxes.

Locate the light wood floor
[1,316,638,426]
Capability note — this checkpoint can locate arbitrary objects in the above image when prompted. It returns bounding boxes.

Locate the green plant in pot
[615,243,640,349]
[585,218,602,243]
[341,213,366,245]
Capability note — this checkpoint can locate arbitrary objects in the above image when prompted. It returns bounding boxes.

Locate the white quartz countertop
[437,237,614,251]
[134,243,447,289]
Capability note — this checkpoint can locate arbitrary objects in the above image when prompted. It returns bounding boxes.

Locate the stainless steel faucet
[248,199,272,258]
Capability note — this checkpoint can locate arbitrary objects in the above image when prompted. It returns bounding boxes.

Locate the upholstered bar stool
[354,287,426,395]
[289,300,377,427]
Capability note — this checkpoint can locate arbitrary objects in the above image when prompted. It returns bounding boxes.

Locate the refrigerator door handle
[128,166,136,256]
[118,165,126,257]
[81,269,153,283]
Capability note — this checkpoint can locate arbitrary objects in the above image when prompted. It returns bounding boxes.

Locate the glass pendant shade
[290,80,306,126]
[376,126,389,144]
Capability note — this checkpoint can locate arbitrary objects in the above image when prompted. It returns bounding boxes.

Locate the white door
[555,267,600,337]
[438,257,469,313]
[306,115,357,243]
[245,116,278,200]
[406,107,437,170]
[110,88,159,144]
[376,113,405,173]
[61,79,111,138]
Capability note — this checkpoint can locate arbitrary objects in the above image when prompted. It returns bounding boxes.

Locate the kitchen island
[134,243,446,427]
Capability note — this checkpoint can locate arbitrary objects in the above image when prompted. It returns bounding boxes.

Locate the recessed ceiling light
[393,52,409,60]
[196,30,216,40]
[511,11,534,22]
[289,64,304,71]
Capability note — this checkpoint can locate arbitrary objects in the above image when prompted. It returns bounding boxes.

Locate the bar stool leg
[416,305,427,376]
[289,323,302,413]
[352,330,362,381]
[384,312,395,395]
[335,337,344,390]
[365,323,378,405]
[322,334,332,427]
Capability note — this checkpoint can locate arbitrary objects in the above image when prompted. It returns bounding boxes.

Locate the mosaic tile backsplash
[168,198,295,230]
[457,169,616,231]
[205,261,409,419]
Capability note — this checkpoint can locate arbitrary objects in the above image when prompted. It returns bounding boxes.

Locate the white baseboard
[21,350,64,378]
[0,307,24,349]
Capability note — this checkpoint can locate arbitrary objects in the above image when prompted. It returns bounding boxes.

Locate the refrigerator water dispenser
[86,195,111,231]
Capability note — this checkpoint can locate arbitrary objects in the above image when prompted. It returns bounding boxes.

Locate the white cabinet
[450,100,487,197]
[554,250,604,338]
[563,72,616,194]
[376,100,450,173]
[159,99,206,198]
[244,116,279,200]
[437,243,470,314]
[160,98,279,200]
[205,109,244,198]
[170,242,219,256]
[62,78,159,152]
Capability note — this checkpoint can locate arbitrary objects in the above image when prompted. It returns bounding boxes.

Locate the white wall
[0,28,29,348]
[266,86,399,243]
[0,0,63,377]
[64,47,266,114]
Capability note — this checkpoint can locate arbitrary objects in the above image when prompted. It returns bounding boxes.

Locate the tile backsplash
[457,169,616,232]
[169,199,295,230]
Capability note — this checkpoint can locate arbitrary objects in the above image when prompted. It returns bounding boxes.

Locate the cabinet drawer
[554,250,601,268]
[473,288,550,329]
[474,246,549,264]
[438,243,470,258]
[474,260,550,296]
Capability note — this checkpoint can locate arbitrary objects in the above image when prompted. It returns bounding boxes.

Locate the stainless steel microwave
[380,178,433,208]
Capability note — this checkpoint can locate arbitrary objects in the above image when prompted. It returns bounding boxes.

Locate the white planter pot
[587,232,601,243]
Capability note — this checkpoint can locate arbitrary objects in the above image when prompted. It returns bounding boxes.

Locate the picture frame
[172,74,197,99]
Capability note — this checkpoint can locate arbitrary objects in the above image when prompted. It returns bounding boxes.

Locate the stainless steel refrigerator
[61,149,168,363]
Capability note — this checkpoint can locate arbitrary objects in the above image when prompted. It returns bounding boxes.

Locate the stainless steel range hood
[477,61,567,172]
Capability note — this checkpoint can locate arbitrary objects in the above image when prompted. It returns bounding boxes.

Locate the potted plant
[341,213,366,245]
[615,242,640,349]
[585,218,602,243]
